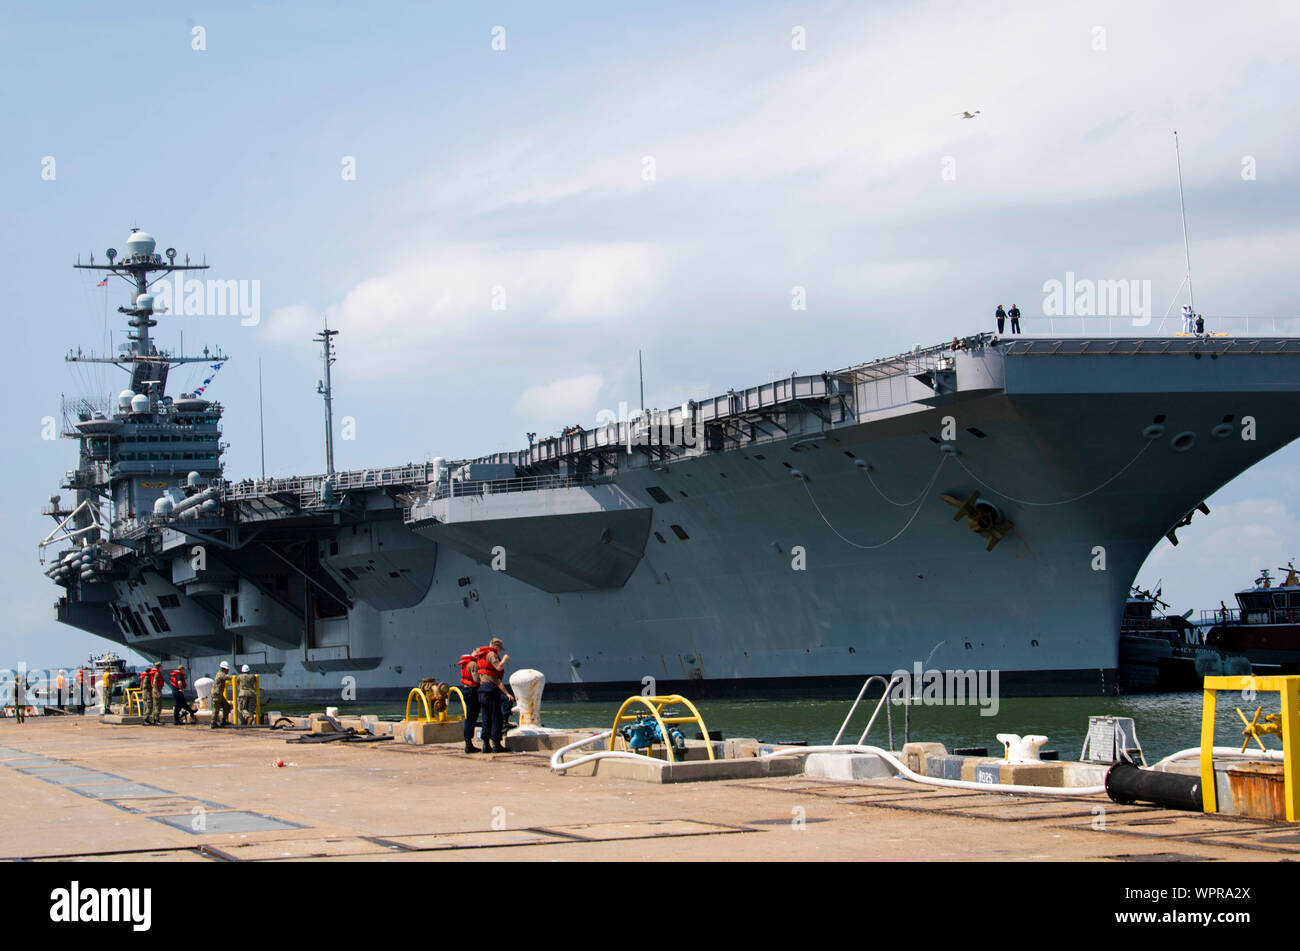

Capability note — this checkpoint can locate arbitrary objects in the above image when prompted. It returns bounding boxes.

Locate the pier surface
[3,717,1297,862]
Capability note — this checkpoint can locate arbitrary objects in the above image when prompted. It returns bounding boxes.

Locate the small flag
[96,277,108,287]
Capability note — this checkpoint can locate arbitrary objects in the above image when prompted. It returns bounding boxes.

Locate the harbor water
[276,689,1270,763]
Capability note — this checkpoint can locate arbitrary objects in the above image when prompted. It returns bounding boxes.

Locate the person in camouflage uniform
[140,667,157,723]
[210,661,233,728]
[236,664,257,725]
[147,666,163,725]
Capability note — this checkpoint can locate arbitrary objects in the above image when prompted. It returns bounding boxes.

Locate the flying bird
[954,110,981,119]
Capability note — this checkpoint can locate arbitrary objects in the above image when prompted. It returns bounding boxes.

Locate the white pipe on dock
[761,744,1109,796]
[550,730,670,773]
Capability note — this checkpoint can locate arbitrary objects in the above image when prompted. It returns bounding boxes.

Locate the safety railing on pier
[834,674,908,752]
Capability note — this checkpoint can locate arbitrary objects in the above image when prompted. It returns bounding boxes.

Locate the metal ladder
[833,674,909,751]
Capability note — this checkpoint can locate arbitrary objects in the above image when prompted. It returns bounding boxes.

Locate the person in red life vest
[458,646,489,754]
[476,638,515,753]
[144,666,164,725]
[170,664,196,724]
[74,668,87,715]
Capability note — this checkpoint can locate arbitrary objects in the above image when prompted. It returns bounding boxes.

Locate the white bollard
[996,733,1048,764]
[193,676,214,711]
[508,668,546,730]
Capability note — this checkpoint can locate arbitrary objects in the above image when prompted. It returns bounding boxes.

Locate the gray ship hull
[52,336,1300,699]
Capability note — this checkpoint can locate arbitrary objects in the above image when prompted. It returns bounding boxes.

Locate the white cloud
[516,373,605,422]
[264,243,664,378]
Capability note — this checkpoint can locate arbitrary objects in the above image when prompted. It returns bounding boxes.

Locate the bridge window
[670,524,690,540]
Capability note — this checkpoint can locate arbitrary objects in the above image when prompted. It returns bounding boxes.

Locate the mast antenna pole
[314,322,339,479]
[1174,130,1195,313]
[258,358,266,481]
[639,349,645,413]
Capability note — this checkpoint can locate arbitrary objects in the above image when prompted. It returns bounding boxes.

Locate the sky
[2,0,1298,669]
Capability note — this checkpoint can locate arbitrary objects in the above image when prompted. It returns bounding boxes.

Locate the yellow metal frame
[225,674,261,725]
[123,686,144,718]
[403,685,467,723]
[607,694,715,763]
[1201,674,1300,820]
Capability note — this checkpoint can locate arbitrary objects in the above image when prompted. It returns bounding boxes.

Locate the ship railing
[223,462,442,502]
[426,472,612,502]
[1199,608,1242,626]
[833,674,907,752]
[1017,315,1300,338]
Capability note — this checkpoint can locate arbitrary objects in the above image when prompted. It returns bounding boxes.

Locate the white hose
[550,730,667,773]
[1150,746,1283,769]
[761,744,1108,796]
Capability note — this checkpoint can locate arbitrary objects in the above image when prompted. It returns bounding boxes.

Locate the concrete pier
[3,717,1299,862]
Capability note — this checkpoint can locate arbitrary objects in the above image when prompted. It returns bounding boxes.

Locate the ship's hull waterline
[55,337,1300,700]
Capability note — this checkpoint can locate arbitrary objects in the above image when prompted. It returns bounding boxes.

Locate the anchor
[940,490,1014,552]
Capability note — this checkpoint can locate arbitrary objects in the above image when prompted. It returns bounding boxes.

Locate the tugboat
[1203,563,1300,671]
[1118,584,1247,691]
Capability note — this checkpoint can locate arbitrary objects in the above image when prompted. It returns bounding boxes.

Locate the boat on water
[1202,564,1300,671]
[37,229,1300,700]
[1117,585,1248,692]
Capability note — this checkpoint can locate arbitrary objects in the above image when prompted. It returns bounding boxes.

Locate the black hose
[1105,761,1203,811]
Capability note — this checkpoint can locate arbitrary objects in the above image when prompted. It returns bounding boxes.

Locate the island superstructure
[40,230,1300,699]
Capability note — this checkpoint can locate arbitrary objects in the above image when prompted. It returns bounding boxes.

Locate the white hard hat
[240,664,250,673]
[219,661,230,670]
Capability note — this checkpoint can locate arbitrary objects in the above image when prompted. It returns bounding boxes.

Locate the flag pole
[259,358,266,481]
[1174,130,1194,313]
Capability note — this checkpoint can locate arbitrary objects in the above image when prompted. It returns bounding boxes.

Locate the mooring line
[802,456,947,550]
[948,439,1152,507]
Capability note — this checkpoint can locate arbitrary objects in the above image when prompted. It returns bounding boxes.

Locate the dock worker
[146,665,164,725]
[476,638,515,754]
[210,661,233,729]
[1008,304,1022,335]
[139,666,154,723]
[995,305,1006,334]
[74,668,87,715]
[236,664,257,725]
[56,669,67,708]
[458,646,488,753]
[170,664,195,724]
[100,668,113,715]
[13,672,27,724]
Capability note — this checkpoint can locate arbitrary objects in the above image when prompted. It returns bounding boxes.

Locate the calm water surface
[277,690,1269,762]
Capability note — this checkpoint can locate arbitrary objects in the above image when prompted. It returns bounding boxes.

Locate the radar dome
[125,230,156,260]
[130,393,150,414]
[135,294,154,312]
[118,390,135,410]
[153,496,174,517]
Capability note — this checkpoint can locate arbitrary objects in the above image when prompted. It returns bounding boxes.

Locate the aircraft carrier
[40,229,1300,700]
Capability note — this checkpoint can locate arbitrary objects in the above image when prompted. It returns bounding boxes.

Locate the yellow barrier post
[123,687,144,718]
[447,686,467,723]
[405,687,433,723]
[607,694,715,763]
[1200,674,1300,821]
